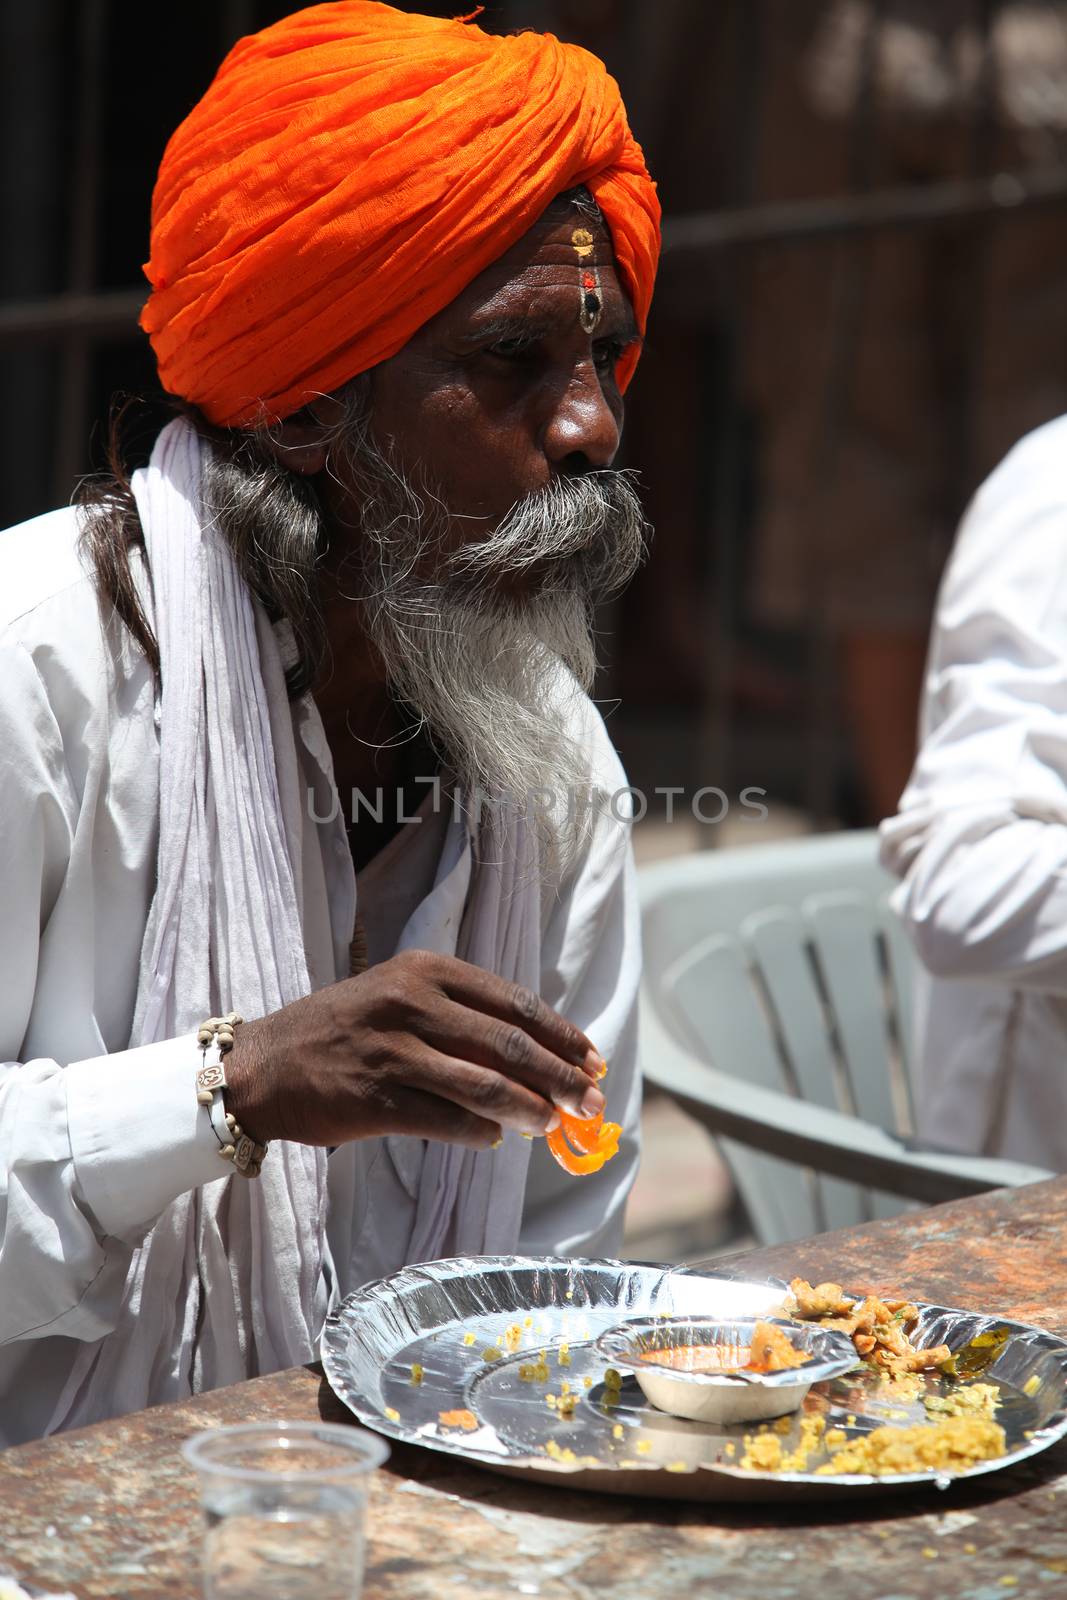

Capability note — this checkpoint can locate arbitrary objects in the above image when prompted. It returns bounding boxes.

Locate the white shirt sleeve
[519,709,642,1259]
[0,643,222,1347]
[880,416,1067,991]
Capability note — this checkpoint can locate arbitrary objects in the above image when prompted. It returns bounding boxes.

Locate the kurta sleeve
[881,417,1067,991]
[519,705,641,1258]
[0,643,221,1347]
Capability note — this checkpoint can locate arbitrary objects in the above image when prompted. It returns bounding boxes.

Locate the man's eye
[486,337,536,361]
[594,339,626,372]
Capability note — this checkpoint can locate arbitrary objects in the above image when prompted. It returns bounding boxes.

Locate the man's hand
[224,949,605,1150]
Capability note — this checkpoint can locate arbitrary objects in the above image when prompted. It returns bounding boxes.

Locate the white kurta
[880,414,1067,1170]
[0,506,641,1447]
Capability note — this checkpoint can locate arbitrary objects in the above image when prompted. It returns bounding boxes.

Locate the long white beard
[346,458,648,873]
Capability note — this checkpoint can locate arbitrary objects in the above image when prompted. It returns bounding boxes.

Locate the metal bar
[699,0,765,849]
[222,0,257,49]
[52,0,105,500]
[939,0,1000,527]
[802,0,887,831]
[0,289,144,344]
[660,165,1067,259]
[3,165,1062,349]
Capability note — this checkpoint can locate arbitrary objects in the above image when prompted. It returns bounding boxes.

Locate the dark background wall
[4,0,1066,826]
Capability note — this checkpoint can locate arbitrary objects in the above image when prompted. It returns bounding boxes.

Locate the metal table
[5,1177,1067,1599]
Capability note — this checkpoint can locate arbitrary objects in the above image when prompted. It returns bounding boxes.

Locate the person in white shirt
[881,414,1067,1173]
[0,3,660,1445]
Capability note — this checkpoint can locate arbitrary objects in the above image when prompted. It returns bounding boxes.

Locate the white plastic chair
[639,830,1051,1246]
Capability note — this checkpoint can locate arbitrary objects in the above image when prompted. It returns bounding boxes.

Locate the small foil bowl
[595,1316,859,1425]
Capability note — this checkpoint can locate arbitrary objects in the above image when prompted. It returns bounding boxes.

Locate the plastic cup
[182,1421,389,1600]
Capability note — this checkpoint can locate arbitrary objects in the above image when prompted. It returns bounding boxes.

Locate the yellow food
[815,1416,1005,1476]
[739,1407,1005,1478]
[741,1433,784,1472]
[925,1383,1000,1418]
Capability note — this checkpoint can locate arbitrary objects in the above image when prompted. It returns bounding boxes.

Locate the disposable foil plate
[320,1255,1067,1501]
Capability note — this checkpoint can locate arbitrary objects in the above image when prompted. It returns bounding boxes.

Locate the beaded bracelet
[195,1012,269,1179]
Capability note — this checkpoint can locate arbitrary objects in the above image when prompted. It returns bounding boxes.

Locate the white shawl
[48,418,536,1430]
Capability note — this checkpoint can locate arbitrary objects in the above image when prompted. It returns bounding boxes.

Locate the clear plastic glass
[182,1421,389,1600]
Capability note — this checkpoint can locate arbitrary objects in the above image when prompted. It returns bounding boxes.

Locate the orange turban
[140,1,660,429]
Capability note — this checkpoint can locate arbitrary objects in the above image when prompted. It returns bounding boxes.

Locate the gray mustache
[441,468,648,592]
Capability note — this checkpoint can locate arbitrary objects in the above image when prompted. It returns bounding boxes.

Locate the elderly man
[0,2,659,1445]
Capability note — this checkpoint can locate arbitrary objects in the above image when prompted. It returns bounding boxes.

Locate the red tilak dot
[582,272,597,290]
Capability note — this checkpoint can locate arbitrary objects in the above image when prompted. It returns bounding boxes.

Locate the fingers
[363,1082,502,1150]
[431,957,595,1067]
[404,1044,566,1136]
[420,998,604,1122]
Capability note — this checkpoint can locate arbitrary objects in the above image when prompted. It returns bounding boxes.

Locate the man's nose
[541,366,622,473]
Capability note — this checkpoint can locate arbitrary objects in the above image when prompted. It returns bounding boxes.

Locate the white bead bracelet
[195,1012,268,1179]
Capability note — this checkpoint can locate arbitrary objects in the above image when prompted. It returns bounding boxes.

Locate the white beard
[343,456,647,873]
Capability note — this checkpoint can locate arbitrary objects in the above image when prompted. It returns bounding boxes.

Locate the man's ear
[257,394,346,477]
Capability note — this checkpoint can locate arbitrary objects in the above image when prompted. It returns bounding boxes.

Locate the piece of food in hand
[545,1090,621,1177]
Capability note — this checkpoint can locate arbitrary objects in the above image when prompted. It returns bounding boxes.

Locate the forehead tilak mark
[570,227,603,334]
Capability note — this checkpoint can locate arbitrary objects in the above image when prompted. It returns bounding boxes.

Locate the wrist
[223,1018,276,1144]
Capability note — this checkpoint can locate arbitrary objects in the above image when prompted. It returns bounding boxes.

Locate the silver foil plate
[320,1255,1067,1501]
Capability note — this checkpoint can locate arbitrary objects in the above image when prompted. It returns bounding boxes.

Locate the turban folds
[141,1,660,428]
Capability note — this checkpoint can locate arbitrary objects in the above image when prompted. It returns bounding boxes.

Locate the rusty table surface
[5,1178,1067,1600]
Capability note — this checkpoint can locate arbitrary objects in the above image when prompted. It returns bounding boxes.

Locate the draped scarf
[47,417,537,1432]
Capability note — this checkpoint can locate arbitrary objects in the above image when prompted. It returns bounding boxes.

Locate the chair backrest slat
[802,893,899,1134]
[740,907,868,1231]
[639,830,918,1246]
[663,932,818,1240]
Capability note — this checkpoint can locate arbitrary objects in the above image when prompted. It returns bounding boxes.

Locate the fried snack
[789,1279,855,1319]
[545,1103,621,1177]
[788,1279,951,1376]
[747,1321,809,1373]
